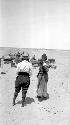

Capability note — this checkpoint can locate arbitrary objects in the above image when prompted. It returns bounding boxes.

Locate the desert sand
[0,49,70,125]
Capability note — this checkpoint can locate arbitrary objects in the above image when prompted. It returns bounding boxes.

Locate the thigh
[15,76,22,87]
[22,77,30,91]
[26,77,30,88]
[15,76,22,92]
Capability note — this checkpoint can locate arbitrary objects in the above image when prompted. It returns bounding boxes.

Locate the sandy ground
[0,50,70,125]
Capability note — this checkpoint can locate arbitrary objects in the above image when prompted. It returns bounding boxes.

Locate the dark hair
[42,53,47,61]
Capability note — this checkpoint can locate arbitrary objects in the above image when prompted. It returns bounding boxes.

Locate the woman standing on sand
[37,54,49,100]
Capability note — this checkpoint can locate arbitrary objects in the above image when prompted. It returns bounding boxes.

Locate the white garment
[43,62,46,66]
[43,61,49,68]
[16,60,32,76]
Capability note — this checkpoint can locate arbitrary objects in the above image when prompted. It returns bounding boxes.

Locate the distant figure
[37,54,49,100]
[16,52,20,57]
[13,56,32,107]
[1,58,4,69]
[32,55,36,60]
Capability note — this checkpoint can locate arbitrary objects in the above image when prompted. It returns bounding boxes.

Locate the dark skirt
[37,73,48,97]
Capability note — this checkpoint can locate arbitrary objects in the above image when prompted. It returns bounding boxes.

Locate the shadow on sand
[16,97,35,106]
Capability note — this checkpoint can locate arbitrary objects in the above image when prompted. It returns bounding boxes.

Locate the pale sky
[0,0,70,49]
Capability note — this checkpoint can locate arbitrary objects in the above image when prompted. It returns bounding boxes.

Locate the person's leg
[13,92,18,106]
[22,88,27,107]
[21,76,30,107]
[13,85,21,106]
[13,76,21,106]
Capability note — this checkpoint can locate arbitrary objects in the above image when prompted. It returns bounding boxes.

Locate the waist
[18,72,29,76]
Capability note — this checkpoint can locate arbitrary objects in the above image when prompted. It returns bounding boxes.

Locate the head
[42,53,47,62]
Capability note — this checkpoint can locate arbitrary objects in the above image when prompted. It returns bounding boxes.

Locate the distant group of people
[13,53,49,107]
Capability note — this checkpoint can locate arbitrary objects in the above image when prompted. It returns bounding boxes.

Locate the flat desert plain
[0,48,70,125]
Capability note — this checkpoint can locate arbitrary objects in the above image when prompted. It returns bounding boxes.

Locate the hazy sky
[0,0,70,49]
